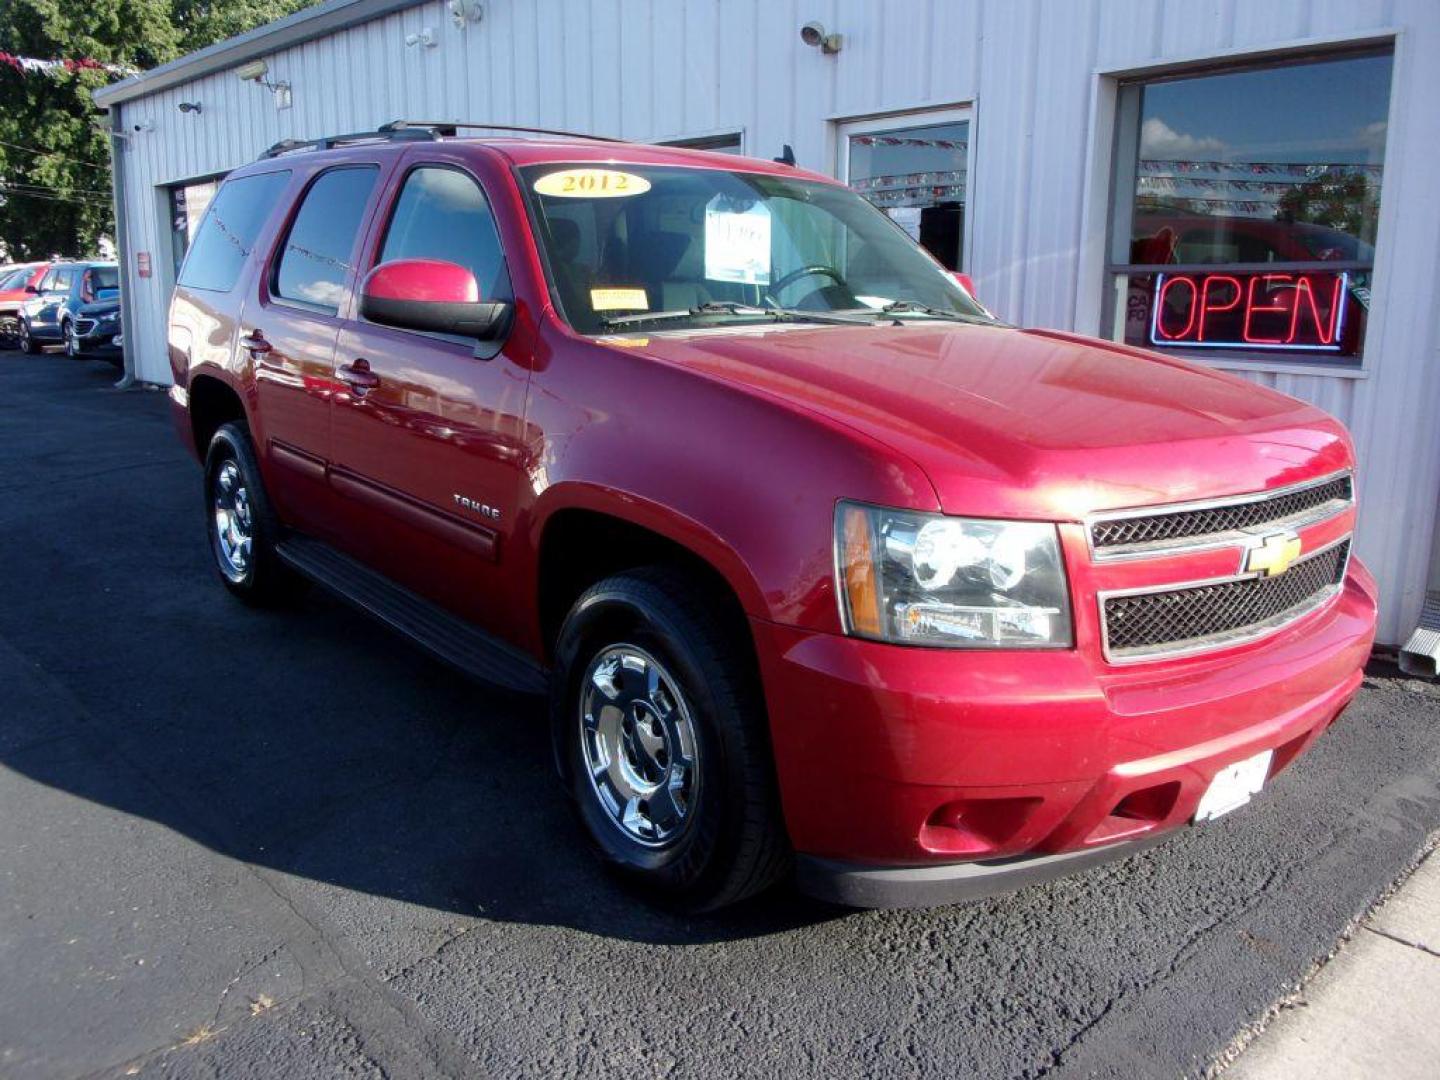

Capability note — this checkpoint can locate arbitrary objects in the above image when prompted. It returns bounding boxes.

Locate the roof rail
[257,119,627,161]
[258,123,447,160]
[386,119,627,144]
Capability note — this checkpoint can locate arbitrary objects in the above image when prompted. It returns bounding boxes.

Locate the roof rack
[386,119,627,144]
[259,123,446,159]
[257,119,628,161]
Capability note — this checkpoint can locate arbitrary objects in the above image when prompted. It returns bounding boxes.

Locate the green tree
[1274,171,1382,246]
[0,0,307,260]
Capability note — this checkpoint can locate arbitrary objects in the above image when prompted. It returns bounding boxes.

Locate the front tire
[63,320,80,358]
[18,320,38,354]
[203,422,300,605]
[553,568,790,911]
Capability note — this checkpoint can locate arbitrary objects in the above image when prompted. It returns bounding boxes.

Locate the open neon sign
[1149,271,1350,352]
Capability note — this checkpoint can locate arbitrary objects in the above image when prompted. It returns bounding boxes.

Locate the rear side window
[273,166,379,313]
[379,166,511,301]
[178,171,290,293]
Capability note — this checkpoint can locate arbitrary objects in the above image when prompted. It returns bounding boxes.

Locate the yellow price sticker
[590,287,649,311]
[534,168,651,199]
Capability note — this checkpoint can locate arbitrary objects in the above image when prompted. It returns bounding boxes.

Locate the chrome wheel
[579,645,699,848]
[64,322,80,358]
[211,459,254,580]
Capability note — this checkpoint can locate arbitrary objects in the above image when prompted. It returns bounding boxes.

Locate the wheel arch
[188,372,249,458]
[531,487,767,664]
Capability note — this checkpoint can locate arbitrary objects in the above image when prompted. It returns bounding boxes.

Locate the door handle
[338,359,380,391]
[239,331,272,356]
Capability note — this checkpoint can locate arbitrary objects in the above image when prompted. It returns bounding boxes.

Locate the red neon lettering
[1242,274,1292,345]
[1155,275,1199,340]
[1197,275,1241,342]
[1289,274,1342,345]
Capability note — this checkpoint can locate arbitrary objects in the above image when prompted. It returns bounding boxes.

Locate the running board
[276,534,549,696]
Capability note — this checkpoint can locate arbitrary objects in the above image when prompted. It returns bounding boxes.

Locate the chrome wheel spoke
[578,644,700,848]
[211,461,255,579]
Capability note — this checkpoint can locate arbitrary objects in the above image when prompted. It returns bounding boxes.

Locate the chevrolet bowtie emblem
[1244,531,1303,577]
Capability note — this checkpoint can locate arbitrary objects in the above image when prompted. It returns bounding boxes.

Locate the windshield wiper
[877,299,992,325]
[600,301,782,330]
[601,300,872,330]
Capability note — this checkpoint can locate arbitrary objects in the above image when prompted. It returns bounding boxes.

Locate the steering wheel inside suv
[764,265,849,309]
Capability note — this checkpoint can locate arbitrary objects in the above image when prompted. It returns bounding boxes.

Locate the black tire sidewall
[63,321,76,358]
[555,581,757,905]
[19,321,36,354]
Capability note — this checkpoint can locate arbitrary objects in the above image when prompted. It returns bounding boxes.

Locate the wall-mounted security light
[800,21,843,54]
[405,27,437,47]
[449,0,483,29]
[177,101,202,114]
[236,59,292,110]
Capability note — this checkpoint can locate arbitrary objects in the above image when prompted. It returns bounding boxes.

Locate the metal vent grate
[1092,475,1352,553]
[1103,541,1349,660]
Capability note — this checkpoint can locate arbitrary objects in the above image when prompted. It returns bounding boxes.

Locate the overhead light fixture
[800,21,843,54]
[449,0,483,29]
[236,58,291,110]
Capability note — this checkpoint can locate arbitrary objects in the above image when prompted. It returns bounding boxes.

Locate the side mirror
[25,285,39,294]
[359,259,511,344]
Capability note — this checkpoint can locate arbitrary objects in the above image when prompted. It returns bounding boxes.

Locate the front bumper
[753,561,1377,907]
[73,317,121,353]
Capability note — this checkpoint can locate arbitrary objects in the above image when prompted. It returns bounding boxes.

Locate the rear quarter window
[178,171,291,293]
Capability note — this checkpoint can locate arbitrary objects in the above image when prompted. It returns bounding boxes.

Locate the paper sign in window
[590,287,649,311]
[704,196,772,285]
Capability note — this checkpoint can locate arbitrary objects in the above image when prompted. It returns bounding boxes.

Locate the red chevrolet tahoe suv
[166,124,1377,910]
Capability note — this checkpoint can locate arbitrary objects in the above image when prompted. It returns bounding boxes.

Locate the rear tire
[552,567,790,911]
[203,422,302,606]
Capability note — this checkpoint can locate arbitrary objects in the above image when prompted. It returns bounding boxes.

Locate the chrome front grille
[1089,471,1353,558]
[1100,539,1349,662]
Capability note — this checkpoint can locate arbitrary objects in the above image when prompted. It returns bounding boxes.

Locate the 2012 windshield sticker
[533,169,651,198]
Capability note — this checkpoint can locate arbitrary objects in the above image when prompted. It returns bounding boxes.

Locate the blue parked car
[18,262,123,364]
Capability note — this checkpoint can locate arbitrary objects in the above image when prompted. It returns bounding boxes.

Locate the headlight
[835,501,1072,648]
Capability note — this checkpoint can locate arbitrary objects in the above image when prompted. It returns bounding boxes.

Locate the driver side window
[379,166,511,302]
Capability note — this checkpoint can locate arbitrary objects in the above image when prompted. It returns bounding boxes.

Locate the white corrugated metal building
[93,0,1440,650]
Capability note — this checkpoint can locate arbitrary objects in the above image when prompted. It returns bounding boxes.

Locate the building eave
[92,0,420,108]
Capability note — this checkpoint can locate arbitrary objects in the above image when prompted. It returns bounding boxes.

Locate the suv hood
[607,322,1351,520]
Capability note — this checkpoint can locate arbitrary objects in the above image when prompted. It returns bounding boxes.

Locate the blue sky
[1141,52,1393,165]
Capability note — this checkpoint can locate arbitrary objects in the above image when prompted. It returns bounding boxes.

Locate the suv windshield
[521,163,992,334]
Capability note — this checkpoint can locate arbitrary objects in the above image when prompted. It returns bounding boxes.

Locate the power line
[0,137,110,171]
[1,180,112,201]
[0,189,112,209]
[1,179,114,198]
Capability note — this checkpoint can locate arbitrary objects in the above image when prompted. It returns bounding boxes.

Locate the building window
[838,108,972,271]
[1106,50,1392,364]
[169,178,222,274]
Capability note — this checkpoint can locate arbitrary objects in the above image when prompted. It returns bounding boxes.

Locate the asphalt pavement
[2,353,1439,1079]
